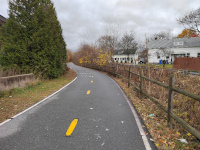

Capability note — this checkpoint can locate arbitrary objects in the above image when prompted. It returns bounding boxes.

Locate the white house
[148,37,200,64]
[112,49,139,64]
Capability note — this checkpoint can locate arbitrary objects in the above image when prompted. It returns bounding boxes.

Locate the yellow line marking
[92,76,93,78]
[87,90,90,95]
[66,119,78,136]
[91,80,93,83]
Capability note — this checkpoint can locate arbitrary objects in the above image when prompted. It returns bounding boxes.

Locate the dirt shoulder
[111,75,199,150]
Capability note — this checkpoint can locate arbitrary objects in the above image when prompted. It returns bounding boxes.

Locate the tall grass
[118,65,200,133]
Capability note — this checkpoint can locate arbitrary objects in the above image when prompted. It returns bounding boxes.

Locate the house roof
[0,15,7,23]
[114,49,137,55]
[147,37,200,49]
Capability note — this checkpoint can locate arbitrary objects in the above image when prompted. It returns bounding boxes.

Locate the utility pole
[145,33,149,66]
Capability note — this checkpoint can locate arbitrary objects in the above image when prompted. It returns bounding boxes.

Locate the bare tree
[97,35,116,53]
[119,31,138,62]
[95,25,123,62]
[177,7,200,33]
[96,35,119,62]
[137,41,146,52]
[138,49,148,63]
[99,25,123,52]
[149,30,173,42]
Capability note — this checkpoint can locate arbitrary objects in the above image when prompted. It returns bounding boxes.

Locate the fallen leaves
[176,131,181,136]
[113,76,199,150]
[187,133,191,136]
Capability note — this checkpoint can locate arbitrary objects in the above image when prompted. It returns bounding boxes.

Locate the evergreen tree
[0,0,66,79]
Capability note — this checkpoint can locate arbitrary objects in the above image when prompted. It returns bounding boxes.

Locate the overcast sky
[1,0,200,52]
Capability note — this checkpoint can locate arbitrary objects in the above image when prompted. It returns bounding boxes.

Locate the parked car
[139,58,145,64]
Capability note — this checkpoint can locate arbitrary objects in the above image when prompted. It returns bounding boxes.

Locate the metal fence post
[168,75,174,128]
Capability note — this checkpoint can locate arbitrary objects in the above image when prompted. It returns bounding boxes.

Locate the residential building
[112,49,138,64]
[147,37,200,64]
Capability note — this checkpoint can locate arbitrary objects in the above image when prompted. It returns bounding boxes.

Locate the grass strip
[0,69,76,123]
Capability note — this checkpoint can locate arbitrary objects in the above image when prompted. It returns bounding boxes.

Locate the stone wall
[0,74,35,92]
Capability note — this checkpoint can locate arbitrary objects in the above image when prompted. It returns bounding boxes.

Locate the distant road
[0,63,155,150]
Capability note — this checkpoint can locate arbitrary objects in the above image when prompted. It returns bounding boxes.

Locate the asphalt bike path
[0,63,155,150]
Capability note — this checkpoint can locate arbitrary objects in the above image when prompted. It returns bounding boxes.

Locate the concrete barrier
[0,73,35,92]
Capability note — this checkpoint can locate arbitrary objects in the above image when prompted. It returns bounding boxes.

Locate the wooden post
[148,66,151,94]
[116,64,119,77]
[99,64,101,71]
[112,63,115,75]
[168,75,174,128]
[128,66,131,88]
[124,64,126,77]
[140,68,143,98]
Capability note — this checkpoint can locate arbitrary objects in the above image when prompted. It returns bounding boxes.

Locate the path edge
[0,75,77,127]
[109,77,153,150]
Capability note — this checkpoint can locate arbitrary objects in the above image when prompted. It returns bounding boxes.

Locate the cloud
[0,1,9,17]
[1,0,200,51]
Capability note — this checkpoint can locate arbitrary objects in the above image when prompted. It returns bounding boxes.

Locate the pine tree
[0,0,67,78]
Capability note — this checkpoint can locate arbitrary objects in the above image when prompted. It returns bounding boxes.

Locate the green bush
[0,0,66,79]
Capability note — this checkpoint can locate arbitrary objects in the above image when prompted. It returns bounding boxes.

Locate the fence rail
[81,62,200,140]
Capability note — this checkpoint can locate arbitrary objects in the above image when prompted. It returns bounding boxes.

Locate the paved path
[0,63,155,150]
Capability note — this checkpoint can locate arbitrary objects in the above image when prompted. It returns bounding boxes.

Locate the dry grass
[0,69,77,123]
[81,62,200,149]
[113,76,199,149]
[113,65,200,150]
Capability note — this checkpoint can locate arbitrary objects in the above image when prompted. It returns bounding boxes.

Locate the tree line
[73,27,139,65]
[73,6,200,65]
[0,0,67,79]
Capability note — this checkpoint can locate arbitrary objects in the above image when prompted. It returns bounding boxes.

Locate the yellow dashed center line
[87,90,91,95]
[92,76,93,78]
[66,119,78,136]
[91,80,93,83]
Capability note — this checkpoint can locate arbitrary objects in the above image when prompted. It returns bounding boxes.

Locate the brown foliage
[82,62,200,149]
[177,29,198,38]
[66,49,73,62]
[72,44,97,65]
